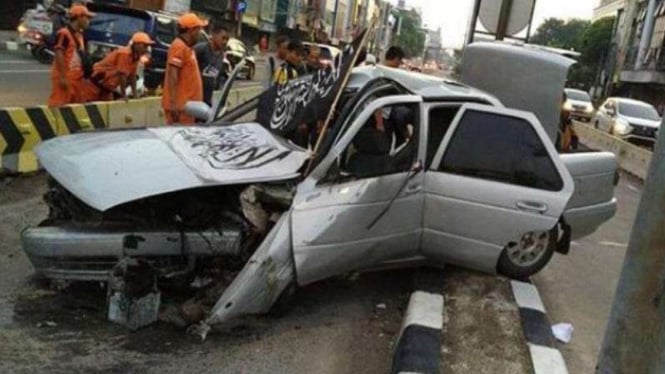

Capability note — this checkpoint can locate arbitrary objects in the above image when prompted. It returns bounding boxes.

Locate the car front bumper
[22,226,242,281]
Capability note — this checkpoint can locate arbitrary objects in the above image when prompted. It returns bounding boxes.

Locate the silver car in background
[564,88,594,122]
[594,97,661,146]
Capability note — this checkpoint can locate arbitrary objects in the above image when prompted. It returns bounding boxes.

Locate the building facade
[615,0,665,108]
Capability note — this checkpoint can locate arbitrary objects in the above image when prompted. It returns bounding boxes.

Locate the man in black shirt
[194,24,230,106]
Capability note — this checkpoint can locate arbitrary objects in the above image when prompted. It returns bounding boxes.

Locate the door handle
[516,201,548,214]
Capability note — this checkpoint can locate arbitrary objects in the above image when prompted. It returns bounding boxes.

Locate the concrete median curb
[0,85,263,175]
[574,122,652,180]
[511,280,569,374]
[392,269,445,374]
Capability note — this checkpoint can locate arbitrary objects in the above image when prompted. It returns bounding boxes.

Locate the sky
[389,0,596,48]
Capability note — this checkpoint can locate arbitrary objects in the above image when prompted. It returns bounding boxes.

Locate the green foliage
[530,17,615,89]
[393,9,426,58]
[531,18,590,50]
[578,17,616,65]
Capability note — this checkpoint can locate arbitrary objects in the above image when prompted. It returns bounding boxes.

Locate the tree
[530,18,591,50]
[530,17,614,89]
[393,9,426,59]
[578,17,616,66]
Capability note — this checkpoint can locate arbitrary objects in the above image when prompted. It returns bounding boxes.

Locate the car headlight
[584,104,594,113]
[17,24,27,34]
[614,119,633,135]
[563,101,573,111]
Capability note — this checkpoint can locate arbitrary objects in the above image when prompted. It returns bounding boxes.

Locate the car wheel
[497,227,557,280]
[247,65,255,81]
[609,124,614,135]
[594,120,599,129]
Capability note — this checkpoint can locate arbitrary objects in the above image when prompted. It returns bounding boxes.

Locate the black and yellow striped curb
[0,85,264,175]
[0,103,107,173]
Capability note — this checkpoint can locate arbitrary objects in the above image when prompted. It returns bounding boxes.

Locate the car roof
[347,65,500,104]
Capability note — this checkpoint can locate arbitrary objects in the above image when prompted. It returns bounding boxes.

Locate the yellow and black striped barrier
[0,103,108,173]
[0,85,263,175]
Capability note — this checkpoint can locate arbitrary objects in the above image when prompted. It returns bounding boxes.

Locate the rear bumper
[563,199,617,240]
[22,226,242,281]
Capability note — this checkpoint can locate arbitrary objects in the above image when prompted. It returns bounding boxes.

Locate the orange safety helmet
[131,32,155,45]
[178,13,208,29]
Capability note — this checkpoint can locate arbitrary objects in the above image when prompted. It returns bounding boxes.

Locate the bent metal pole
[596,117,665,372]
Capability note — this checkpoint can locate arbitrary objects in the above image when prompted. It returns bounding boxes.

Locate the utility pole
[465,0,482,46]
[495,0,513,41]
[596,117,665,372]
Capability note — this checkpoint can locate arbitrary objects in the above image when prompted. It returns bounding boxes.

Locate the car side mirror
[184,101,212,123]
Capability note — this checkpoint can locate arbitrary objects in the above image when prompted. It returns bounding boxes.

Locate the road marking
[599,241,627,248]
[0,60,37,64]
[0,69,50,74]
[511,280,546,313]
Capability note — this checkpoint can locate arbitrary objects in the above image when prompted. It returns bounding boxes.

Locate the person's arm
[117,73,129,100]
[130,74,138,99]
[166,66,180,120]
[53,31,68,90]
[54,49,68,90]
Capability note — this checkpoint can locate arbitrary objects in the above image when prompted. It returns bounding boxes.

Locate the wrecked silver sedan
[22,43,618,333]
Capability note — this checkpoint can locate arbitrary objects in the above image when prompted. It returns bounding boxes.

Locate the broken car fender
[201,211,295,334]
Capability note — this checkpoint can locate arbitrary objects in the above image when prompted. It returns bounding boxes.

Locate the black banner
[257,30,368,136]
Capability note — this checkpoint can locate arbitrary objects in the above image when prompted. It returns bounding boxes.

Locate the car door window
[334,103,419,180]
[155,16,176,45]
[438,110,563,191]
[427,106,460,168]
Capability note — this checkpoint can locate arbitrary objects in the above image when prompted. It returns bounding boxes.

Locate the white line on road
[599,241,628,248]
[0,69,50,74]
[0,60,37,64]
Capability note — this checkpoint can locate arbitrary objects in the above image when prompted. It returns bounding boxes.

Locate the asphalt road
[535,171,640,373]
[0,48,265,108]
[0,48,51,107]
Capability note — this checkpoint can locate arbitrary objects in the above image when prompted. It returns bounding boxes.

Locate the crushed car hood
[36,123,310,212]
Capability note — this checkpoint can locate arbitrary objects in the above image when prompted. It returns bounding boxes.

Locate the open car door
[423,103,574,274]
[292,94,425,286]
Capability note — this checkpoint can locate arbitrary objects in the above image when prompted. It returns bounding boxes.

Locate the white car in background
[564,88,594,122]
[594,97,661,146]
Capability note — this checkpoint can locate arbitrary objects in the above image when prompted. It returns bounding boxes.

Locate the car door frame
[292,94,426,286]
[423,103,575,273]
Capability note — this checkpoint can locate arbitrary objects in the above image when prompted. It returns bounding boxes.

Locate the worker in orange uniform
[48,4,94,107]
[162,13,207,125]
[82,32,154,102]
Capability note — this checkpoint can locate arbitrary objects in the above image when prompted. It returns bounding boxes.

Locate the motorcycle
[17,2,67,65]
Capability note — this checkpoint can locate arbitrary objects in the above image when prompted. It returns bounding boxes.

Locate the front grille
[630,124,658,138]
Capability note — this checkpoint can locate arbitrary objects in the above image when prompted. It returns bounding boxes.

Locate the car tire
[497,227,557,280]
[247,65,255,81]
[35,46,53,65]
[594,120,599,129]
